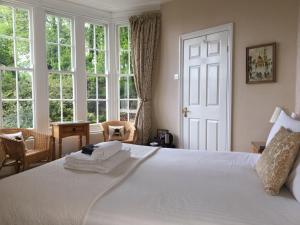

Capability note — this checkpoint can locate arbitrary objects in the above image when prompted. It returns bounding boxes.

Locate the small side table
[51,122,90,159]
[251,141,266,154]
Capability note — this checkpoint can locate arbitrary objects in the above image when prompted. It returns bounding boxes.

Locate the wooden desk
[51,122,90,159]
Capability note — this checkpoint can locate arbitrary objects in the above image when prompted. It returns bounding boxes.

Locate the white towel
[64,150,131,174]
[91,141,122,160]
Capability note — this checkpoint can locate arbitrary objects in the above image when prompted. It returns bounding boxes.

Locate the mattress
[85,148,300,225]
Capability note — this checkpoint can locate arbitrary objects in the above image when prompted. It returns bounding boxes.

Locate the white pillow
[266,111,300,146]
[1,132,23,140]
[287,155,300,202]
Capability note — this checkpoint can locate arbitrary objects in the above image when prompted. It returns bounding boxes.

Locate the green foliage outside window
[46,14,74,122]
[0,5,33,128]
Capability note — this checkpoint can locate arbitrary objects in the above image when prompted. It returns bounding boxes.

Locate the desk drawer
[62,126,84,135]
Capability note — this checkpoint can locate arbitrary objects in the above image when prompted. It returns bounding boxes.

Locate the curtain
[129,13,161,144]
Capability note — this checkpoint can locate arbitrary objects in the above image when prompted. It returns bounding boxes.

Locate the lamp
[269,107,282,123]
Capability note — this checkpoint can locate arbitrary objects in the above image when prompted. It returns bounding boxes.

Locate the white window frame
[116,24,138,122]
[85,21,109,124]
[46,12,75,123]
[0,2,35,128]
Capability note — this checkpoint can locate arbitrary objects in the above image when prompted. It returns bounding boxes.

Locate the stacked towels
[64,141,131,174]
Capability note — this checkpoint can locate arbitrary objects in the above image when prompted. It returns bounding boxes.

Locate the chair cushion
[256,127,300,195]
[108,126,125,141]
[1,132,24,141]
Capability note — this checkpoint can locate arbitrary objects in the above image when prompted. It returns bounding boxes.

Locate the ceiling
[64,0,172,12]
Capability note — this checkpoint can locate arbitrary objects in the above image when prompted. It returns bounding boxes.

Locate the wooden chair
[100,121,137,144]
[0,128,52,172]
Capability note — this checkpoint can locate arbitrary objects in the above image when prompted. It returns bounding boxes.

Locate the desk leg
[86,132,90,145]
[52,137,56,161]
[79,135,83,150]
[59,138,62,158]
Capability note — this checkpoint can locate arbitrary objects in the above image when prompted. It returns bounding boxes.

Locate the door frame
[178,23,233,151]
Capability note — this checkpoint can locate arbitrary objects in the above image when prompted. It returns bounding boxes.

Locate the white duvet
[1,145,300,225]
[85,148,300,225]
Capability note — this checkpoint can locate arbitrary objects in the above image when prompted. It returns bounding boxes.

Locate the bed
[0,144,300,225]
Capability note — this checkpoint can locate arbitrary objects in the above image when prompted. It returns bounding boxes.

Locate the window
[0,4,33,128]
[118,25,138,122]
[85,22,107,123]
[46,14,74,122]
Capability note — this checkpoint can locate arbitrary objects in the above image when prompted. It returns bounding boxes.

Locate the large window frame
[46,12,75,123]
[85,21,109,124]
[0,3,34,128]
[117,24,138,123]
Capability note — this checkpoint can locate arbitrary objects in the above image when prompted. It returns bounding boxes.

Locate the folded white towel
[91,141,122,160]
[64,149,131,174]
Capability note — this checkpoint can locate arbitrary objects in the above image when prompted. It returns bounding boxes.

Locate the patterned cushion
[256,127,300,195]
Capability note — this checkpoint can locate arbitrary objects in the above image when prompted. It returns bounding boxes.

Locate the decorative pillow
[256,127,300,195]
[266,110,300,146]
[108,126,125,141]
[1,132,24,141]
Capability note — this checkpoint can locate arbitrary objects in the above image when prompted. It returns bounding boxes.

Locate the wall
[152,0,299,151]
[295,2,300,114]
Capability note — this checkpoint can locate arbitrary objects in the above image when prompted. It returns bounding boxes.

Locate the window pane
[18,71,32,99]
[87,76,96,99]
[129,113,136,123]
[85,49,94,73]
[87,101,96,123]
[62,74,73,99]
[129,76,137,98]
[49,100,61,122]
[16,9,29,39]
[63,101,73,122]
[120,112,128,121]
[129,100,138,110]
[2,101,17,127]
[96,50,105,74]
[47,44,58,70]
[19,101,33,128]
[59,17,71,45]
[0,37,14,66]
[0,5,13,36]
[119,26,128,50]
[98,101,106,122]
[60,45,71,71]
[85,23,93,49]
[98,77,106,99]
[119,76,128,99]
[49,73,60,99]
[95,25,105,50]
[46,15,58,43]
[120,51,129,74]
[120,100,128,112]
[2,70,16,99]
[16,39,30,68]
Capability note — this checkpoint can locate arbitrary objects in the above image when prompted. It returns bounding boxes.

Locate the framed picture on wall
[246,42,276,84]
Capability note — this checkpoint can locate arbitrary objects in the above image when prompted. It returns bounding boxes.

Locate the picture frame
[246,42,276,84]
[157,129,169,139]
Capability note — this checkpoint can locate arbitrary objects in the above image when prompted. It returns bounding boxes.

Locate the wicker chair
[0,128,52,172]
[100,121,137,144]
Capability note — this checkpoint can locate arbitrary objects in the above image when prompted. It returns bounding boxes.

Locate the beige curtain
[129,13,161,144]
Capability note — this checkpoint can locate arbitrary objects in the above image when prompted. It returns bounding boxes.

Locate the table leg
[79,135,83,150]
[52,137,56,161]
[59,138,62,158]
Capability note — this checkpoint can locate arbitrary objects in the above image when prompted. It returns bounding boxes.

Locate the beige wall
[295,2,300,114]
[152,0,299,151]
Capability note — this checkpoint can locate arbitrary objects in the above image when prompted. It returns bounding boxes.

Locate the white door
[182,30,230,151]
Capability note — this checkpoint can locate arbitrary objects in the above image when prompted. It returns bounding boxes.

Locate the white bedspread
[85,148,300,225]
[0,144,158,225]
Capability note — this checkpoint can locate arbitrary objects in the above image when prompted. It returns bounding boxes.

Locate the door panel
[183,31,229,151]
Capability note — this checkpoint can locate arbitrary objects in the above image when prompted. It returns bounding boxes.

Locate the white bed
[0,144,300,225]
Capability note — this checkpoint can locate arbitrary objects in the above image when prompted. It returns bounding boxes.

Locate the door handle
[182,107,190,117]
